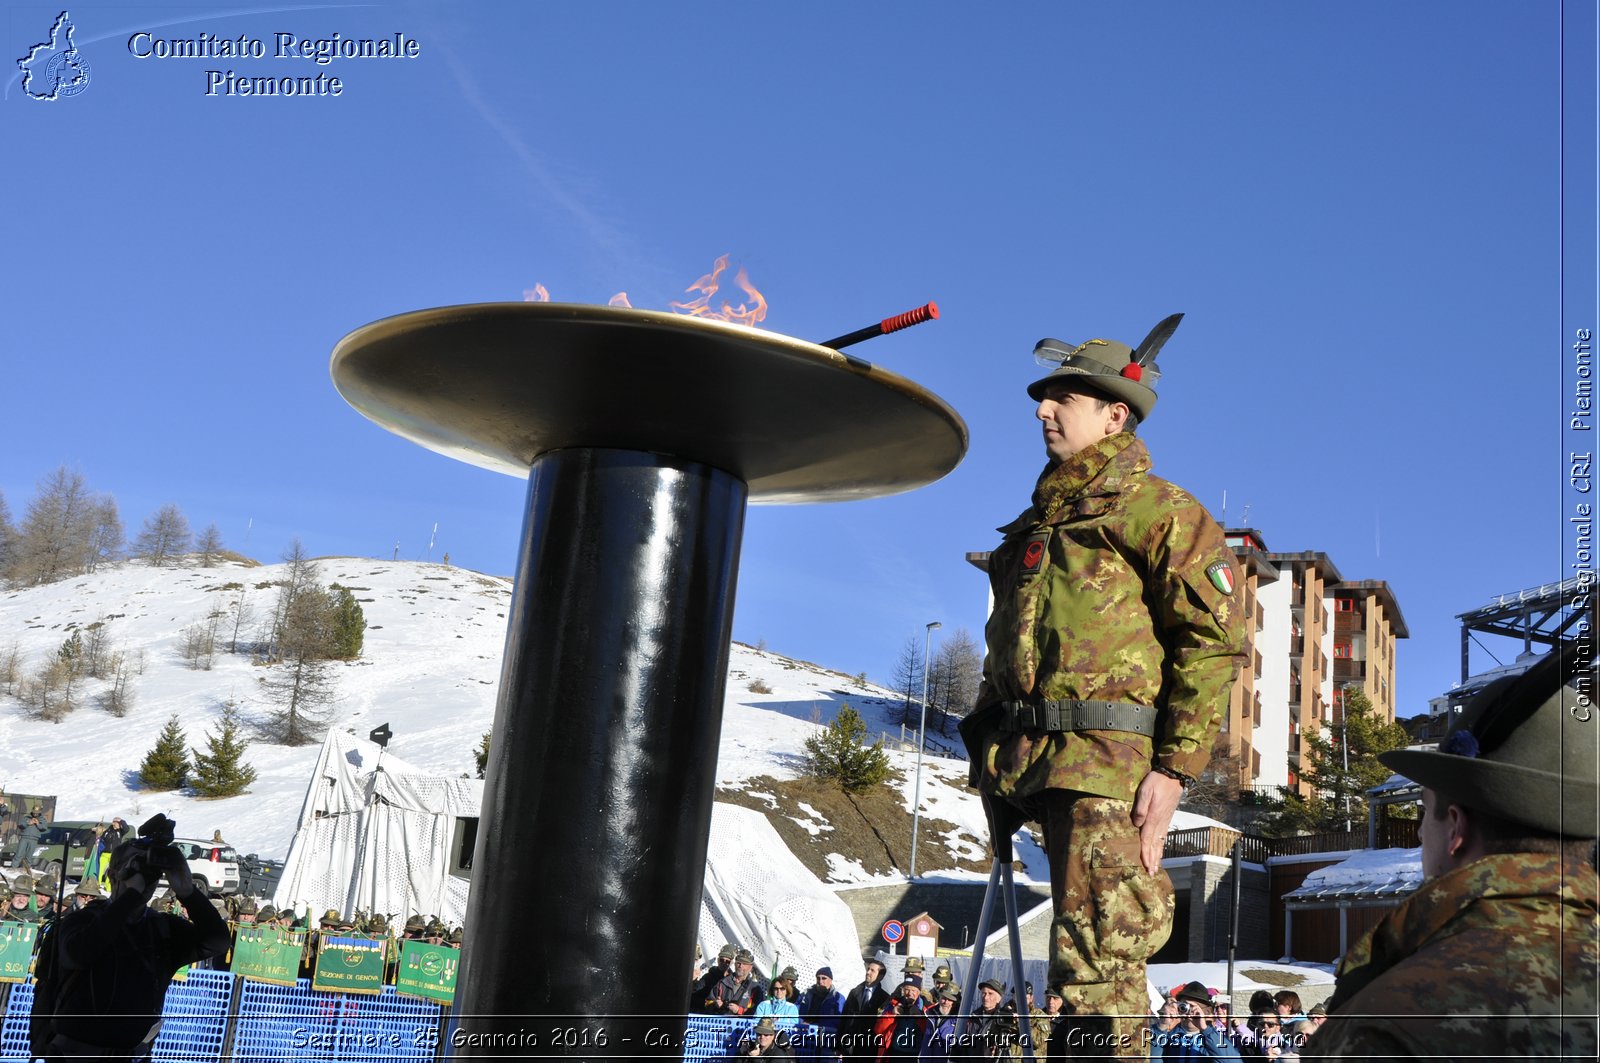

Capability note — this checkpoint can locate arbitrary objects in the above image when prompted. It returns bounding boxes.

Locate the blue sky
[3,1,1594,718]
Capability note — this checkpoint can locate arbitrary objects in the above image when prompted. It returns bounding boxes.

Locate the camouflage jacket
[968,434,1245,802]
[1306,851,1599,1061]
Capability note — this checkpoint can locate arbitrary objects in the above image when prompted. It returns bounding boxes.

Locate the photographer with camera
[30,815,230,1063]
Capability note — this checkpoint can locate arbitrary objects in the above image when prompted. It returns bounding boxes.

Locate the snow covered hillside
[0,557,1009,878]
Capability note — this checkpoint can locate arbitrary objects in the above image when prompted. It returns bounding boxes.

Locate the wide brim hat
[938,985,961,1003]
[752,1018,779,1037]
[1174,980,1212,1006]
[1380,646,1597,837]
[73,876,103,898]
[1025,314,1182,424]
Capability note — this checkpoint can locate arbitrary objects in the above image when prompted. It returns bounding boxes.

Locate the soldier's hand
[1130,770,1183,874]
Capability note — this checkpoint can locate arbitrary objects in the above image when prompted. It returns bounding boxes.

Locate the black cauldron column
[331,303,966,1056]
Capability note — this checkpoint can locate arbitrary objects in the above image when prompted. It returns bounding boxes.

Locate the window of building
[1334,642,1352,659]
[1335,598,1355,612]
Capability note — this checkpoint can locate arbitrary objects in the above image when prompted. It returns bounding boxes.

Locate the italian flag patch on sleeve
[1205,560,1236,596]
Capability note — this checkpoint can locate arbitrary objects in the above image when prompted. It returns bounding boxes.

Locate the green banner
[311,933,386,995]
[395,940,458,1004]
[0,923,36,984]
[231,927,305,986]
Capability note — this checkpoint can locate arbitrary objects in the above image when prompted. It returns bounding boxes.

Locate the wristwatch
[1152,764,1194,789]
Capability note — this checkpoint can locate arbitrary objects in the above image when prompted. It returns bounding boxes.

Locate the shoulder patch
[1020,530,1051,575]
[1205,560,1236,596]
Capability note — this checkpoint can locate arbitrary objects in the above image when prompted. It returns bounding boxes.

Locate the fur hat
[1381,644,1598,837]
[1026,314,1183,423]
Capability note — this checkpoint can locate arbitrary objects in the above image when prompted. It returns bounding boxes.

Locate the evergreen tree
[803,704,890,793]
[191,704,257,797]
[475,732,490,779]
[327,585,366,660]
[57,630,83,674]
[1257,689,1413,836]
[139,714,191,789]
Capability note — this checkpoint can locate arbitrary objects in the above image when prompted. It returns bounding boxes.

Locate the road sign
[881,919,905,944]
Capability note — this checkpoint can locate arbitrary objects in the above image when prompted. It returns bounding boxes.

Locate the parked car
[239,853,285,899]
[173,838,240,897]
[0,820,102,880]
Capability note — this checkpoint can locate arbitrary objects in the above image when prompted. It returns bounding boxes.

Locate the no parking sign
[881,919,905,945]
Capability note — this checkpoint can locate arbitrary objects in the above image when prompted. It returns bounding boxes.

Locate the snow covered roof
[1283,847,1423,907]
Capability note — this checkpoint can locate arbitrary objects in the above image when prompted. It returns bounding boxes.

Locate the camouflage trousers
[1016,791,1173,1061]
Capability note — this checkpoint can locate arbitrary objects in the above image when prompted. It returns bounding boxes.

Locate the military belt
[993,698,1156,737]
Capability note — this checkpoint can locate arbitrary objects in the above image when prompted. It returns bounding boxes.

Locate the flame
[519,257,766,326]
[668,254,768,327]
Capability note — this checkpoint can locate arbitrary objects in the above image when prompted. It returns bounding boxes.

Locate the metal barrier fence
[0,975,818,1061]
[0,970,442,1063]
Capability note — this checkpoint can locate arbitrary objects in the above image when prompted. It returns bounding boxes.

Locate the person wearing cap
[921,984,962,1062]
[5,875,40,924]
[692,942,738,1013]
[961,315,1246,1060]
[69,876,102,911]
[799,966,846,1049]
[735,1016,796,1059]
[840,958,891,1062]
[1026,981,1058,1060]
[872,979,929,1060]
[963,978,1020,1059]
[1305,647,1599,1062]
[712,947,768,1016]
[1159,981,1241,1061]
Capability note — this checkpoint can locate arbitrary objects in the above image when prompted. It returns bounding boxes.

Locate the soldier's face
[1419,787,1459,878]
[979,987,1001,1010]
[1036,385,1124,462]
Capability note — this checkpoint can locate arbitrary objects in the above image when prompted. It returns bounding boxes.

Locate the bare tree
[83,495,123,572]
[0,641,22,696]
[134,504,192,567]
[23,657,77,722]
[0,491,17,577]
[81,619,111,679]
[195,523,224,567]
[262,585,339,744]
[226,585,256,654]
[265,539,320,660]
[98,651,133,717]
[11,466,97,585]
[889,635,925,727]
[931,627,982,736]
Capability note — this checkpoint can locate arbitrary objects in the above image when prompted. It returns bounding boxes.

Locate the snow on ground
[0,558,993,877]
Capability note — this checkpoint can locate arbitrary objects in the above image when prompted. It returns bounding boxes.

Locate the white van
[173,837,241,897]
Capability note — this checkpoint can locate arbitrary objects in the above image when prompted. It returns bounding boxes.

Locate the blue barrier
[0,968,234,1063]
[684,1016,827,1063]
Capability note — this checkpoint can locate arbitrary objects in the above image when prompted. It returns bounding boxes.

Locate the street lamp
[908,620,941,879]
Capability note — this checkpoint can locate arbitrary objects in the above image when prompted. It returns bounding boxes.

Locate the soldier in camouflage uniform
[962,315,1246,1060]
[1305,643,1598,1061]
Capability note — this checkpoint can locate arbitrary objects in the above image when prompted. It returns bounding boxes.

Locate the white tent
[272,729,479,925]
[275,732,862,974]
[696,804,862,981]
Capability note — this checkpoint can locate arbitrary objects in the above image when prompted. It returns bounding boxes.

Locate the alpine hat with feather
[1380,641,1598,838]
[1026,313,1183,423]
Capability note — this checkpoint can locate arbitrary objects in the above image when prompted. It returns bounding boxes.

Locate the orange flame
[608,292,632,308]
[523,284,550,302]
[668,254,768,327]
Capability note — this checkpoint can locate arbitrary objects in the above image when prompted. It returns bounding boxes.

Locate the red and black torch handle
[819,301,940,350]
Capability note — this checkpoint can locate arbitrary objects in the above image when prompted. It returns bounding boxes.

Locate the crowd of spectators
[689,947,1333,1062]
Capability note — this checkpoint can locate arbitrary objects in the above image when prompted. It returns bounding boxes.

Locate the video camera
[117,814,178,881]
